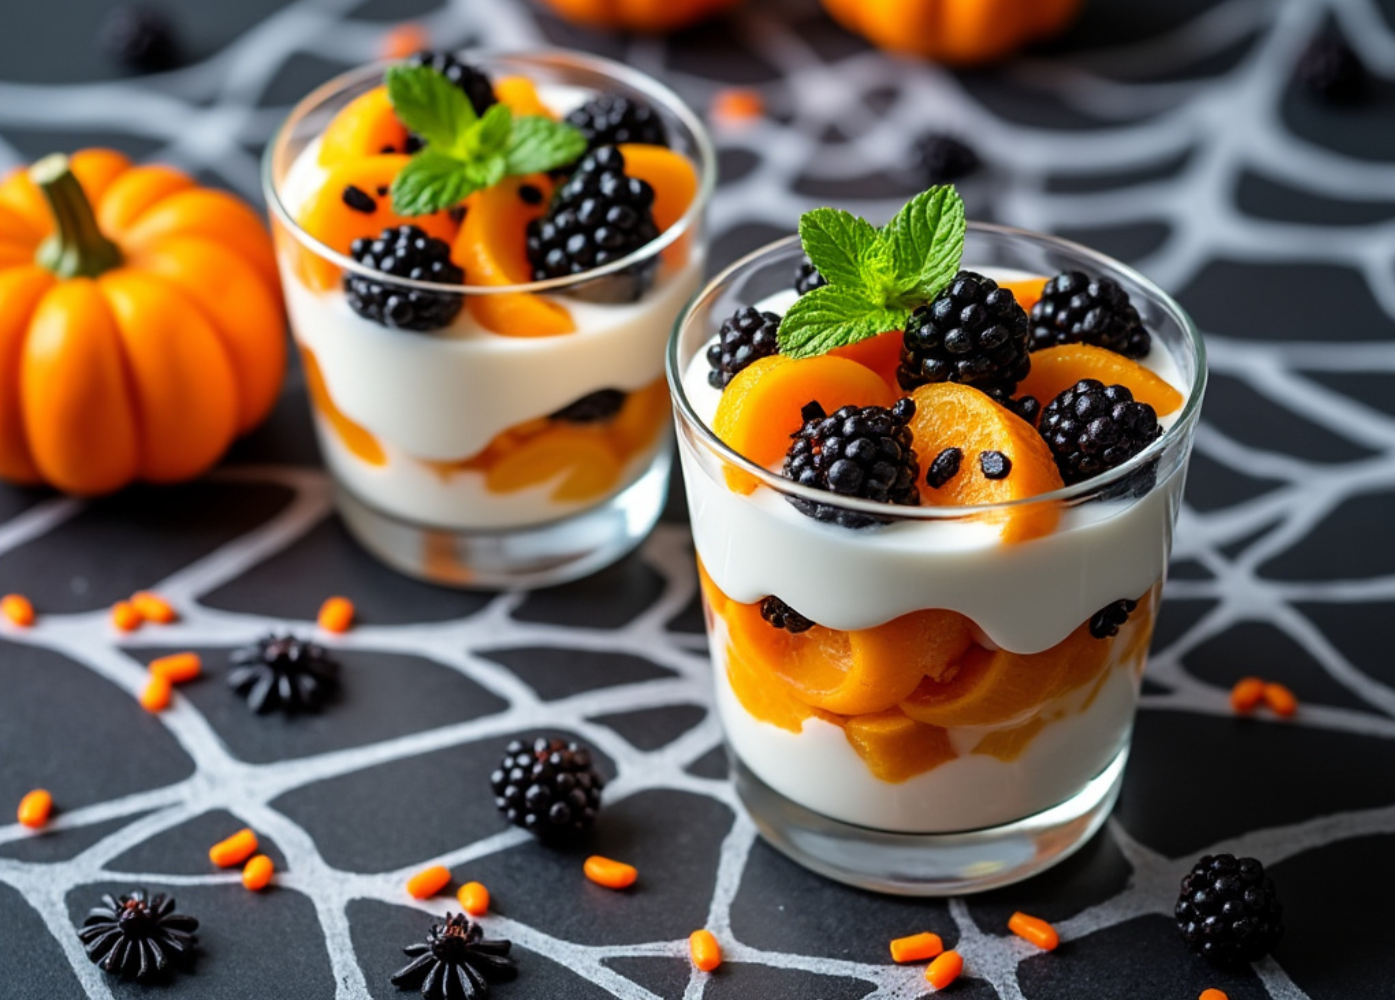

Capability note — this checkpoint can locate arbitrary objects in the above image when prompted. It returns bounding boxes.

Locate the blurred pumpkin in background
[0,150,285,495]
[821,0,1083,64]
[535,0,746,32]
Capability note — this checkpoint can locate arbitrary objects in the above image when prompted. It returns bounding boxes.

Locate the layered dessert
[674,188,1198,834]
[269,52,706,530]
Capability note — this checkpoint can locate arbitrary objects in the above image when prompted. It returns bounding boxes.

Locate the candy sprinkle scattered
[925,949,963,990]
[317,596,355,633]
[1263,682,1299,718]
[1008,911,1059,951]
[689,929,722,972]
[139,676,172,713]
[584,855,638,890]
[17,789,53,829]
[406,864,452,900]
[1230,676,1265,714]
[457,881,490,917]
[131,591,178,624]
[1200,990,1230,1000]
[380,21,429,61]
[111,601,143,632]
[2,593,35,626]
[890,932,944,963]
[150,652,202,685]
[209,828,259,869]
[711,88,765,125]
[242,854,274,892]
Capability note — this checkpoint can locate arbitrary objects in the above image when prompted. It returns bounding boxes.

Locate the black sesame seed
[376,185,389,196]
[519,184,544,205]
[341,185,376,214]
[926,448,963,489]
[979,450,1012,480]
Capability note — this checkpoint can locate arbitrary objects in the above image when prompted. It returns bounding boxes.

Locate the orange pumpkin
[536,0,745,32]
[821,0,1082,64]
[0,150,285,495]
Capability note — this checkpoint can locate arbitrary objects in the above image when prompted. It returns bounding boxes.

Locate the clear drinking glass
[264,51,714,588]
[668,228,1206,894]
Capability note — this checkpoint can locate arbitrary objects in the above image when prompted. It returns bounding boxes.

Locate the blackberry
[100,5,182,73]
[346,225,464,332]
[550,389,626,423]
[526,146,661,303]
[783,399,921,529]
[406,51,498,118]
[1039,379,1161,487]
[565,93,669,154]
[1029,271,1151,359]
[1089,598,1137,639]
[1295,33,1367,105]
[490,737,604,841]
[760,596,814,634]
[706,307,782,388]
[914,133,981,185]
[1005,395,1041,426]
[794,256,827,296]
[1176,854,1283,966]
[898,271,1032,401]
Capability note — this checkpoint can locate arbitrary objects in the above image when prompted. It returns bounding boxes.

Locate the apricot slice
[495,76,554,119]
[300,347,387,466]
[294,155,458,291]
[909,382,1064,542]
[713,354,895,493]
[724,636,820,734]
[617,143,699,266]
[829,329,903,390]
[318,87,411,166]
[1016,344,1183,417]
[843,710,957,782]
[607,377,670,457]
[1001,276,1048,313]
[971,716,1048,762]
[696,557,730,617]
[452,176,576,337]
[485,425,621,502]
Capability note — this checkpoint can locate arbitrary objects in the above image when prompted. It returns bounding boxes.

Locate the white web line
[3,0,1395,996]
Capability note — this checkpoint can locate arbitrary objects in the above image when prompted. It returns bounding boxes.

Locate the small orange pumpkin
[821,0,1082,64]
[0,150,285,495]
[535,0,745,33]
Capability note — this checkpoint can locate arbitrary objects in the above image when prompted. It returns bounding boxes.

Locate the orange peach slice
[485,425,621,502]
[495,76,554,118]
[1016,344,1183,416]
[319,88,410,167]
[829,329,903,391]
[844,710,957,782]
[1000,276,1048,314]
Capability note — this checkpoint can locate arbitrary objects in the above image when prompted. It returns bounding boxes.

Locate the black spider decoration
[228,633,339,714]
[78,889,198,982]
[391,912,518,1000]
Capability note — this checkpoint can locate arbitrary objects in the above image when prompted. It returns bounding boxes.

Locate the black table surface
[2,0,1394,997]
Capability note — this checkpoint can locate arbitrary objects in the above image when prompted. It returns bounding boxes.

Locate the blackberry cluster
[1176,854,1284,966]
[1038,379,1161,487]
[794,256,827,296]
[565,94,669,153]
[915,133,981,185]
[525,147,660,302]
[706,307,782,388]
[346,225,464,332]
[99,4,182,73]
[783,399,921,529]
[898,271,1031,401]
[760,596,814,634]
[1029,271,1151,358]
[1294,33,1368,105]
[229,634,340,715]
[1089,598,1138,639]
[490,738,604,841]
[407,51,498,117]
[550,389,626,423]
[80,890,199,982]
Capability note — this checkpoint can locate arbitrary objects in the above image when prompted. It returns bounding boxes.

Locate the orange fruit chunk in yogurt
[843,710,957,782]
[1015,343,1183,418]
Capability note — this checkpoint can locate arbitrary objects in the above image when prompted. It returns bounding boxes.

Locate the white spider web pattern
[1,0,1394,996]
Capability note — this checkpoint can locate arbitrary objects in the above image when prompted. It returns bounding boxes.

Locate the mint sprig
[777,186,967,359]
[385,64,587,216]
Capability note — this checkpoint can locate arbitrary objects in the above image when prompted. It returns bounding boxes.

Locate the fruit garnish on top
[705,186,1178,536]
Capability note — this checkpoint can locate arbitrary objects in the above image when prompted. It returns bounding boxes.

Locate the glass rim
[261,48,717,296]
[666,225,1209,519]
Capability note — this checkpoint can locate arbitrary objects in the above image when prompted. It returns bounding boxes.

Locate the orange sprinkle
[890,932,944,963]
[2,594,34,627]
[711,88,765,125]
[457,881,490,916]
[1199,991,1229,1000]
[139,676,172,713]
[925,950,963,990]
[209,828,259,868]
[583,855,638,890]
[407,865,452,900]
[317,596,355,634]
[689,929,722,972]
[1230,676,1265,714]
[1263,682,1298,718]
[111,601,143,632]
[17,789,52,829]
[131,591,178,624]
[381,22,429,61]
[150,652,202,685]
[1008,911,1059,951]
[242,854,274,891]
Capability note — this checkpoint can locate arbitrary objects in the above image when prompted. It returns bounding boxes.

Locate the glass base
[732,744,1127,896]
[333,446,672,589]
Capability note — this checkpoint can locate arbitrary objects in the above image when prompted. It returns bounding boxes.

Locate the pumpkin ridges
[21,280,141,494]
[0,150,134,238]
[0,267,55,483]
[96,165,195,236]
[545,0,619,27]
[0,203,43,250]
[131,236,288,434]
[123,188,281,290]
[99,270,240,483]
[68,150,133,206]
[0,167,55,235]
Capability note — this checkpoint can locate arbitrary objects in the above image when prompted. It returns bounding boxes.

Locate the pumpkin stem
[31,153,124,279]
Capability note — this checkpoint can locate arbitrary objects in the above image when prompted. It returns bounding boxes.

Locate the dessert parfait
[670,187,1204,893]
[264,50,713,586]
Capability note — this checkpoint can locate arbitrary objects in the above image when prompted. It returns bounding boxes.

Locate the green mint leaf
[385,65,476,151]
[883,185,966,305]
[505,116,588,176]
[391,150,481,216]
[463,155,507,192]
[458,103,513,161]
[799,208,881,289]
[776,285,908,360]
